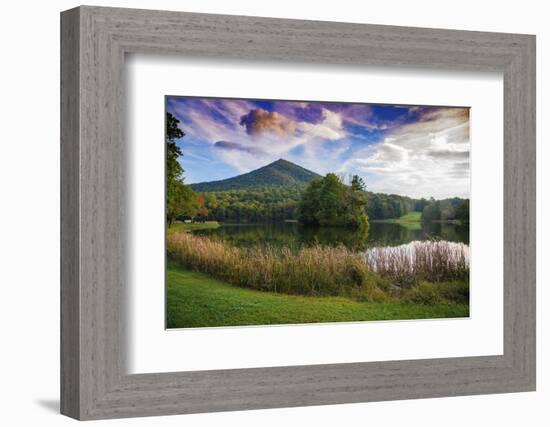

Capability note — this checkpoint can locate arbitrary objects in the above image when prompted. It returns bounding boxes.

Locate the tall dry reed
[167,233,469,300]
[363,240,469,286]
[167,232,387,300]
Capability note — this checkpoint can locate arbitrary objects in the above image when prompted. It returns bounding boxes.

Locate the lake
[192,220,469,251]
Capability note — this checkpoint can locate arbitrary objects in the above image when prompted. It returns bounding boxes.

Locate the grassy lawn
[166,263,469,328]
[371,211,422,230]
[168,221,220,233]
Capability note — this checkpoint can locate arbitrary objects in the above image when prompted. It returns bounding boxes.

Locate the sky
[166,96,470,199]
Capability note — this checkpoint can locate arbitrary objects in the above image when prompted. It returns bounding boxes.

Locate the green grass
[166,263,469,328]
[168,221,220,233]
[371,211,422,230]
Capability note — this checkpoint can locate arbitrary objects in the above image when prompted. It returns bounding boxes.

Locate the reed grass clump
[167,233,469,304]
[364,240,469,286]
[167,232,388,301]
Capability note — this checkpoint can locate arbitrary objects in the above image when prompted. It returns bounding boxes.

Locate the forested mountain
[190,159,321,192]
[189,159,468,223]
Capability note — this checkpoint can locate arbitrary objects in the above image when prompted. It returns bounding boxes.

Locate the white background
[128,57,503,373]
[0,0,547,426]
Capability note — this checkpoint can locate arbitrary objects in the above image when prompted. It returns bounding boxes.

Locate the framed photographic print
[61,6,536,420]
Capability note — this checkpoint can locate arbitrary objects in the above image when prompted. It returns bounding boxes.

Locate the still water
[192,221,469,251]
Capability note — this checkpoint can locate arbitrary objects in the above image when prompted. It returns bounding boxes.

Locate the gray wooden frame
[60,5,536,420]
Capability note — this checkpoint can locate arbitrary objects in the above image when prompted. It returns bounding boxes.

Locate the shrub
[404,282,443,305]
[403,280,470,305]
[436,281,470,304]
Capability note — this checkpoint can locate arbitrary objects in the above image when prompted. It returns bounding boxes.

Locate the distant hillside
[190,159,322,192]
[187,158,468,223]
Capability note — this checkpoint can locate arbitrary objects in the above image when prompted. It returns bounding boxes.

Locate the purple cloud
[239,109,296,136]
[272,102,325,124]
[214,140,264,155]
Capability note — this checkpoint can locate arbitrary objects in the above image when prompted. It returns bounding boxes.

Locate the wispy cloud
[348,108,470,198]
[214,140,265,155]
[167,97,469,199]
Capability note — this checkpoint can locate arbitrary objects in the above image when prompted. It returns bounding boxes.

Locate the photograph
[165,96,471,329]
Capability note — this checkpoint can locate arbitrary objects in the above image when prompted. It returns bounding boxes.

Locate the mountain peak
[265,158,292,167]
[190,159,321,192]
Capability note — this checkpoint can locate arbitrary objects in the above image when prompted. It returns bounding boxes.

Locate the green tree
[351,175,366,192]
[167,181,199,225]
[297,180,323,224]
[414,198,429,212]
[347,175,370,230]
[165,112,200,226]
[318,173,344,225]
[299,173,369,230]
[166,112,184,187]
[455,200,470,223]
[440,206,456,221]
[421,202,441,223]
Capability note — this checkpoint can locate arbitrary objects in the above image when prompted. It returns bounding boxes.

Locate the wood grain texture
[60,6,536,420]
[60,7,80,419]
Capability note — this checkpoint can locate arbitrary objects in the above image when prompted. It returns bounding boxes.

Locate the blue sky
[166,96,470,198]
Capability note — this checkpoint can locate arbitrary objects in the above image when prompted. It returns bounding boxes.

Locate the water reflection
[193,220,469,251]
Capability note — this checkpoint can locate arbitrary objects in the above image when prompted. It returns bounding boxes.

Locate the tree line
[199,186,303,223]
[196,190,469,225]
[421,198,469,223]
[365,192,414,220]
[197,181,425,224]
